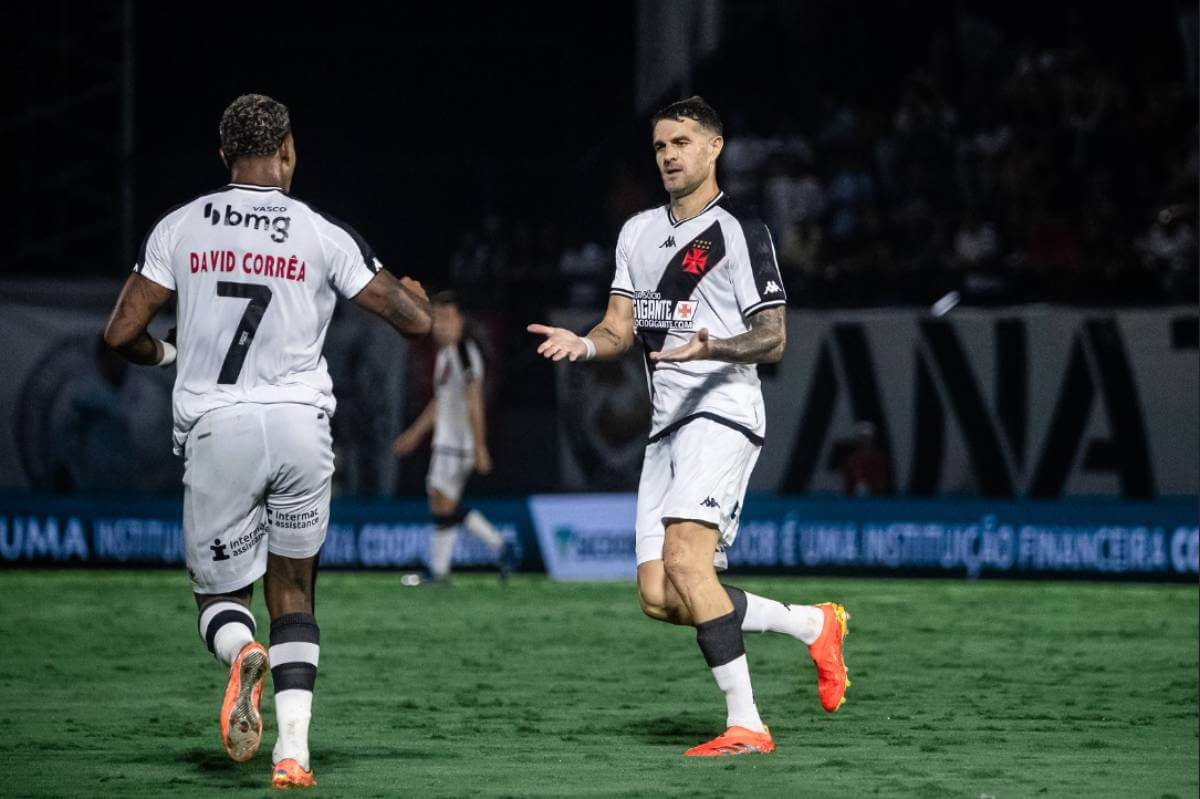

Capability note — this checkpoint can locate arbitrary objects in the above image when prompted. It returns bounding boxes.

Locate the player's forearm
[106,327,163,366]
[406,399,437,439]
[354,271,432,337]
[585,318,634,360]
[707,306,787,364]
[466,385,488,445]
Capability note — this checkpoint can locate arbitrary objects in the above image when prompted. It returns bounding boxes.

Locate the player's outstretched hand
[649,328,712,363]
[527,323,588,362]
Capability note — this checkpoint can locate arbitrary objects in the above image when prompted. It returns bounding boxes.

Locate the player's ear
[218,147,229,169]
[279,133,296,166]
[709,134,724,162]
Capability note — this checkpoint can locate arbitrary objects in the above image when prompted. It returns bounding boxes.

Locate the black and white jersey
[135,183,381,453]
[432,339,484,454]
[610,193,786,442]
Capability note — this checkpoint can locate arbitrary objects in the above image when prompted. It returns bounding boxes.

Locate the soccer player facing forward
[393,291,512,583]
[103,94,431,787]
[529,97,850,756]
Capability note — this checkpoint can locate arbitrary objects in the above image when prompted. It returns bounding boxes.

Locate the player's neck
[229,159,289,191]
[669,178,721,223]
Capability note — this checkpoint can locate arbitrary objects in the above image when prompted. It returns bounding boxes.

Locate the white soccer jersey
[432,339,484,455]
[610,192,787,442]
[134,183,382,453]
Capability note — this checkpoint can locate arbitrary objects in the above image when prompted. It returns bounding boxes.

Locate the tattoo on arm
[588,322,625,350]
[104,273,172,365]
[353,271,432,336]
[708,306,787,364]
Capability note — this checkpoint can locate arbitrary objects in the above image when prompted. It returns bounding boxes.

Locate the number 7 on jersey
[216,281,273,384]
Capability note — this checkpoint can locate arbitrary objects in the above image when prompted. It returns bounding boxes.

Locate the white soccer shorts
[182,402,334,594]
[634,417,761,570]
[426,448,474,504]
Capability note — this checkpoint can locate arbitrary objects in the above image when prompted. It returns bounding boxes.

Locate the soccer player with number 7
[529,97,851,758]
[102,94,431,789]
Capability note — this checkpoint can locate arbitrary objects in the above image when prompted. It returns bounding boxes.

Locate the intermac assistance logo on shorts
[632,290,696,331]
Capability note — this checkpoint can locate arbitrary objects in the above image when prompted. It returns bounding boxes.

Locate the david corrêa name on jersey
[188,249,310,283]
[632,289,697,331]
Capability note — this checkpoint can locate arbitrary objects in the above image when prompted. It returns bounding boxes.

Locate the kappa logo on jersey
[204,202,291,243]
[632,290,696,331]
[681,240,712,275]
[660,236,676,249]
[763,280,782,294]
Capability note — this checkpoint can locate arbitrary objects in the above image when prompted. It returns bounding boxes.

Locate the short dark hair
[219,94,291,164]
[651,95,723,136]
[431,290,459,307]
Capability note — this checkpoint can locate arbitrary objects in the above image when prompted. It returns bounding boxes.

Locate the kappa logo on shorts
[700,496,720,509]
[210,539,230,561]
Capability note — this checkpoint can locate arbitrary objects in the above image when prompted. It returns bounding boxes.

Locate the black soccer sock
[270,613,319,767]
[695,610,746,668]
[723,585,748,627]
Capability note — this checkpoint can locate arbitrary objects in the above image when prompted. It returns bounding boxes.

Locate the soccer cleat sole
[223,646,268,762]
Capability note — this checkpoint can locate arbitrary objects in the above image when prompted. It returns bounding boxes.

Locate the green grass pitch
[1,571,1196,798]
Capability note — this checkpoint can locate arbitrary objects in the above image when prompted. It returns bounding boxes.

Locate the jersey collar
[225,182,286,193]
[665,191,724,227]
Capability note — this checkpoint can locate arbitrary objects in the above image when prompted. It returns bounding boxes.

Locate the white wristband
[581,336,597,361]
[156,339,177,367]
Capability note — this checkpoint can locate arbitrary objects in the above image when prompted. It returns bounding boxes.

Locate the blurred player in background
[529,97,850,757]
[103,94,431,788]
[393,291,513,583]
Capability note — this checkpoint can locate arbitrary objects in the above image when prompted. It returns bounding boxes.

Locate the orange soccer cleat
[220,641,268,762]
[808,602,851,712]
[272,758,317,789]
[684,726,776,757]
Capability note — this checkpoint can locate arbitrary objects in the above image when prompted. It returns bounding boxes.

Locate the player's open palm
[650,328,712,363]
[527,323,587,362]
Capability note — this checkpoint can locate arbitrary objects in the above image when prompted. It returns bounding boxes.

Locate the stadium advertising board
[555,307,1199,499]
[527,494,1198,582]
[0,494,536,572]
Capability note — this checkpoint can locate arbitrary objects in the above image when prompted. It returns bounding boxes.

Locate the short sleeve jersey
[610,193,786,441]
[432,339,484,454]
[134,183,381,453]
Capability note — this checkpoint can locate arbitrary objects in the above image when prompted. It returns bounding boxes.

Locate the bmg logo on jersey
[204,202,291,243]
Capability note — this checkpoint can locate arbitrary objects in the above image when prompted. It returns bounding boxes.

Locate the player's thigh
[634,440,672,567]
[182,406,271,595]
[426,451,471,507]
[662,420,761,564]
[263,404,334,559]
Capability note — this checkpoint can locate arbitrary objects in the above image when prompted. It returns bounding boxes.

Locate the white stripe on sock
[269,641,320,667]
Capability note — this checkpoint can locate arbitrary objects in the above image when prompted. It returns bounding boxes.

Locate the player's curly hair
[651,95,723,136]
[219,94,291,164]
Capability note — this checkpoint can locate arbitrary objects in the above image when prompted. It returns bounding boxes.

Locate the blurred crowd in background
[446,4,1198,310]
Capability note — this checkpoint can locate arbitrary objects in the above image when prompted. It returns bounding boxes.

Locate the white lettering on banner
[357,522,518,567]
[1170,527,1200,573]
[0,516,89,562]
[95,517,184,563]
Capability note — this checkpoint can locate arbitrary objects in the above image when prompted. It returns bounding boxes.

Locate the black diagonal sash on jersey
[638,220,727,354]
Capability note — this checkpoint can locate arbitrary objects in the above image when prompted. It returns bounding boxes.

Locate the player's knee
[661,547,704,590]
